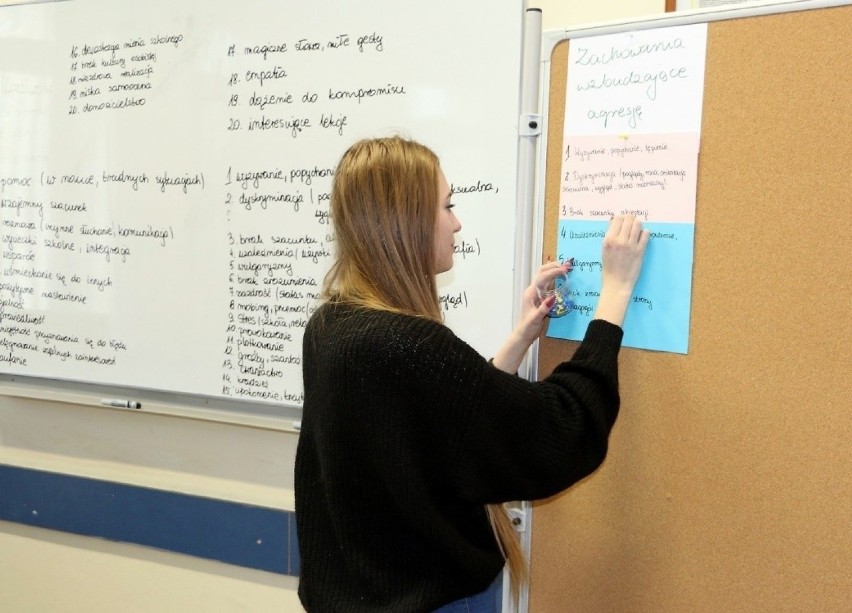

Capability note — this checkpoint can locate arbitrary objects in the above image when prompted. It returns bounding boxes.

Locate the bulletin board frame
[529,2,851,611]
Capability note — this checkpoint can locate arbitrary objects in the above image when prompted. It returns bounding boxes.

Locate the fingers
[638,225,650,250]
[537,295,556,319]
[512,290,556,348]
[540,259,570,273]
[600,215,649,296]
[606,214,647,248]
[628,216,644,243]
[606,214,625,240]
[533,262,569,304]
[537,259,571,281]
[531,293,557,330]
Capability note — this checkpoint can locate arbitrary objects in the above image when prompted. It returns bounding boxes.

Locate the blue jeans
[432,572,503,613]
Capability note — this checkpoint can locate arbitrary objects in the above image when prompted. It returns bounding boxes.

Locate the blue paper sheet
[547,220,694,354]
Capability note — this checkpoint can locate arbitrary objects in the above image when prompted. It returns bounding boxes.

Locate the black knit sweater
[295,301,623,612]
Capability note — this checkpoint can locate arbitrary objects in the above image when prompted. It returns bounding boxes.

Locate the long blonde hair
[323,136,442,320]
[324,136,528,595]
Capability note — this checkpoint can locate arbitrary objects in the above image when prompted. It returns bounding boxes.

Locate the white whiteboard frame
[0,1,542,433]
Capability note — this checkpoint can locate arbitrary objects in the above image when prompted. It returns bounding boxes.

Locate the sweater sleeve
[405,318,624,504]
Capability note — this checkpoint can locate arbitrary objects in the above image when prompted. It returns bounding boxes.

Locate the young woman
[294,136,649,612]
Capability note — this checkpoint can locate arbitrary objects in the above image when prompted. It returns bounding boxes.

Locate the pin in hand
[536,258,573,318]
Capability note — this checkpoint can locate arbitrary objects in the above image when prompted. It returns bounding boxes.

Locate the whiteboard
[0,0,525,406]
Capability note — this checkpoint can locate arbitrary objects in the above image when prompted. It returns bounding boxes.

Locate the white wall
[0,1,665,612]
[0,393,303,612]
[528,0,664,29]
[0,520,302,613]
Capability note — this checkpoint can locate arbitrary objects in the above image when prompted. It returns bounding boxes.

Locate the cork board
[532,6,851,612]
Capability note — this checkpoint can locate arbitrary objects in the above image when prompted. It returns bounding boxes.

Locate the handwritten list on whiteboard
[0,0,524,403]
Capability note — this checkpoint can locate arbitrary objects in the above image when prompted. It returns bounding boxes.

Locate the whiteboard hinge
[519,113,542,137]
[507,508,527,533]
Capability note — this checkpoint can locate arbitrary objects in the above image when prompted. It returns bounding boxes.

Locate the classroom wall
[0,394,303,612]
[0,1,665,612]
[528,0,663,28]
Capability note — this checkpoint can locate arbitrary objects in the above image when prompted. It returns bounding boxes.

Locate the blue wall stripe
[0,464,298,575]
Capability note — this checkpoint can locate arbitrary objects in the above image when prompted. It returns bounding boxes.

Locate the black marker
[100,399,142,409]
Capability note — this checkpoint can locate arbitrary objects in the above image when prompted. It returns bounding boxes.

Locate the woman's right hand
[594,215,650,327]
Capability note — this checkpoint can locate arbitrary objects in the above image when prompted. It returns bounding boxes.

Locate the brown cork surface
[532,7,851,612]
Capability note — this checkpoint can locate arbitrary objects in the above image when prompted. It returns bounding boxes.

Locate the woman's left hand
[490,260,571,373]
[517,259,572,343]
